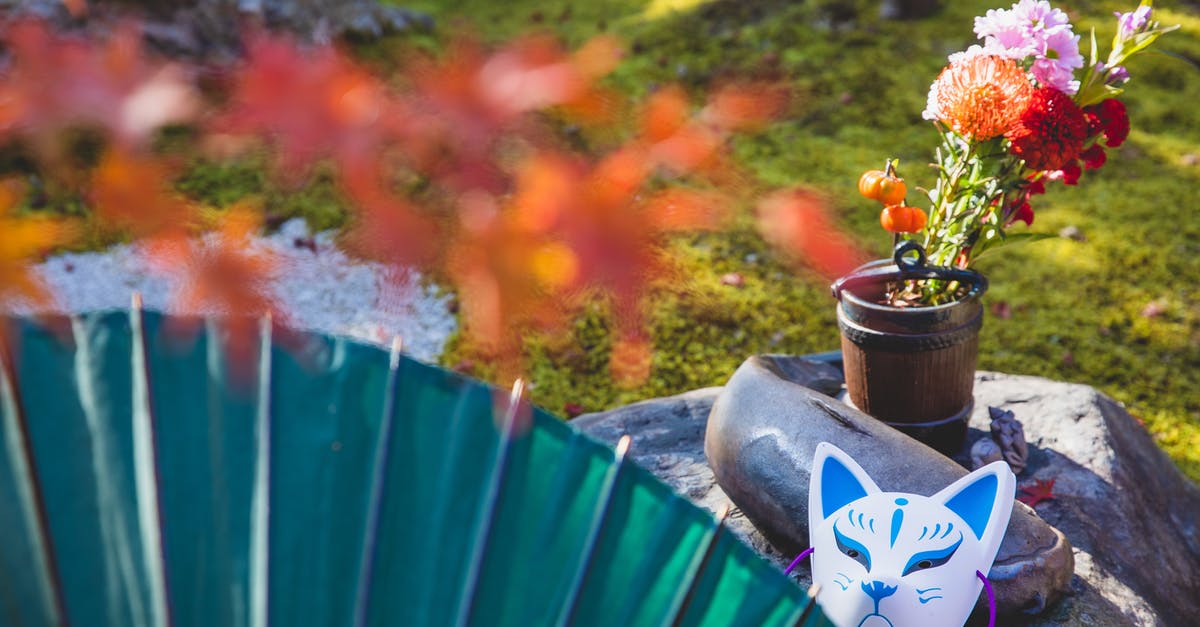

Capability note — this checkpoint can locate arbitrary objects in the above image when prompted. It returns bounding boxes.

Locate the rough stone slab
[967,373,1200,626]
[573,359,1200,626]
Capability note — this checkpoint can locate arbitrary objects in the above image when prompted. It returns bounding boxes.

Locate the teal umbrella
[0,309,828,627]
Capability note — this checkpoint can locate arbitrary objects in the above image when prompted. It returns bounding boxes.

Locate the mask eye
[902,536,963,576]
[833,523,872,571]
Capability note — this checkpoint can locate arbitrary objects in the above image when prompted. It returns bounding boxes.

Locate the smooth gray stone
[705,356,1074,619]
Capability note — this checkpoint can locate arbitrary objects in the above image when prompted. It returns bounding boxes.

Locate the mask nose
[860,580,898,603]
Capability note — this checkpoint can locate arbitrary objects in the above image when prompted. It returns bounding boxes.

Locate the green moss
[175,158,351,232]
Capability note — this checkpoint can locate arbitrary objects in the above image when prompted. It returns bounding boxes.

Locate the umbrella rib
[0,327,69,626]
[248,315,274,627]
[552,434,632,627]
[129,295,173,627]
[451,379,526,627]
[789,583,823,627]
[351,336,404,627]
[663,503,731,627]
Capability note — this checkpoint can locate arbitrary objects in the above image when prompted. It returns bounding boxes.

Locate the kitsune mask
[807,443,1015,627]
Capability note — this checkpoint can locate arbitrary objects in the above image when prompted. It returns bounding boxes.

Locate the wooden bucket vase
[831,242,988,455]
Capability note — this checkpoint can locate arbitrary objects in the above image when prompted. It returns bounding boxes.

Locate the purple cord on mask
[784,547,814,575]
[977,570,995,627]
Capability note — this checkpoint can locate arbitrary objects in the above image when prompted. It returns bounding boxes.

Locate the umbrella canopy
[0,309,828,627]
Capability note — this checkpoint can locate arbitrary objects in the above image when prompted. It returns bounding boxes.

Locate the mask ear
[932,461,1016,561]
[809,443,881,532]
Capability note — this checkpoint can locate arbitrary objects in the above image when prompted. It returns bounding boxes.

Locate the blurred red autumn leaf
[144,206,280,319]
[446,187,573,377]
[757,189,869,279]
[214,31,400,183]
[610,333,653,388]
[401,34,620,193]
[0,180,77,307]
[142,206,282,375]
[338,166,439,268]
[638,83,784,180]
[0,19,197,164]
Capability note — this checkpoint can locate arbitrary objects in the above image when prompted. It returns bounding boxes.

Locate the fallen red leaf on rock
[1017,478,1057,507]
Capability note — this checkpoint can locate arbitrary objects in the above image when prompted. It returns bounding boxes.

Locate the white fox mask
[807,442,1015,627]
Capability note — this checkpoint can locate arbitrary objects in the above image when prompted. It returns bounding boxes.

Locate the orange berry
[876,176,907,205]
[880,205,927,233]
[858,170,886,200]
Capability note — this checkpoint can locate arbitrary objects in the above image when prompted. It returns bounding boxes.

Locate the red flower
[1005,87,1087,171]
[1060,161,1082,185]
[1008,200,1034,226]
[1080,144,1107,170]
[1026,177,1047,196]
[1084,99,1130,148]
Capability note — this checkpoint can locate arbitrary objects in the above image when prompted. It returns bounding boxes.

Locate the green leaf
[1089,28,1099,67]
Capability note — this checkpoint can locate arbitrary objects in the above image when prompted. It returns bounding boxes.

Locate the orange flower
[923,55,1033,140]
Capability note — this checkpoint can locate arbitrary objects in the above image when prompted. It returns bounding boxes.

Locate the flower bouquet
[855,0,1177,306]
[833,0,1177,454]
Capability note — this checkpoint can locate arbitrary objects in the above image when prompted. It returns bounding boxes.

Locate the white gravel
[5,219,457,363]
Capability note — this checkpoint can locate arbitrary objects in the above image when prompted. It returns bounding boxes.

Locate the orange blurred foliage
[0,180,76,307]
[90,148,195,237]
[756,189,870,279]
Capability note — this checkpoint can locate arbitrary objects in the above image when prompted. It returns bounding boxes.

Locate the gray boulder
[574,356,1200,626]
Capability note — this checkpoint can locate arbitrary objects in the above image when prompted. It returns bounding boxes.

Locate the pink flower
[1030,27,1083,93]
[974,9,1037,56]
[1116,5,1152,40]
[975,0,1072,47]
[970,0,1083,94]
